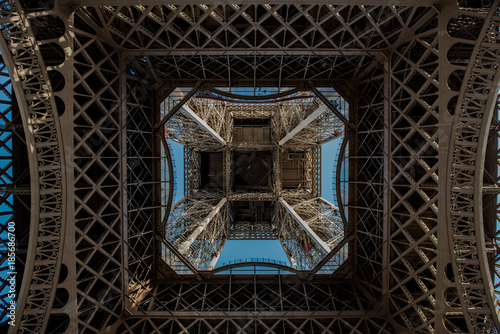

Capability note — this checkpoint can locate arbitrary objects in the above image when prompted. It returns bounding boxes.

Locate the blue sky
[321,137,343,204]
[217,240,290,267]
[168,138,184,205]
[0,62,14,323]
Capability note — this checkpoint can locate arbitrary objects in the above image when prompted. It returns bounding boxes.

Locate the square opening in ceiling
[160,86,348,274]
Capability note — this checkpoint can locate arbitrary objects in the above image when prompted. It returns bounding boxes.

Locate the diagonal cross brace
[181,105,226,145]
[179,197,227,255]
[279,104,328,145]
[279,198,331,254]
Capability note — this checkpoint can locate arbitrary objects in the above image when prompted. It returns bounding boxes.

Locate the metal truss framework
[276,197,344,270]
[0,1,498,334]
[0,53,31,330]
[163,87,343,271]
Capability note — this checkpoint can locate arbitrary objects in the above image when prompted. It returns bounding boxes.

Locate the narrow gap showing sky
[321,137,343,205]
[168,138,184,205]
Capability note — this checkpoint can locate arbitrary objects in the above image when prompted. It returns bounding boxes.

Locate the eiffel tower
[0,0,499,333]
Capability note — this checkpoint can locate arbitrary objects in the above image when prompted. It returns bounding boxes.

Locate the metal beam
[278,104,327,145]
[308,83,353,128]
[181,105,226,145]
[156,82,200,129]
[126,49,382,57]
[278,198,331,254]
[73,0,439,6]
[279,238,298,269]
[307,235,352,279]
[0,184,30,195]
[483,184,500,194]
[208,239,226,270]
[141,310,385,318]
[318,197,339,211]
[178,198,227,255]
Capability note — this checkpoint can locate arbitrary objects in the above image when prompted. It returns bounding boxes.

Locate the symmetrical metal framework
[0,0,499,333]
[163,89,344,271]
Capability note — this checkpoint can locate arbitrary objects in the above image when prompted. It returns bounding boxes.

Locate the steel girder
[0,1,499,334]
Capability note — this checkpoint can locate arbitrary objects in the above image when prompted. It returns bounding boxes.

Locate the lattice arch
[0,1,498,333]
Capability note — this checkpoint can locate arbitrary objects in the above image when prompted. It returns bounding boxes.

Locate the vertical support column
[434,6,454,332]
[434,3,476,333]
[348,87,358,274]
[279,238,298,268]
[184,147,200,197]
[224,148,232,196]
[58,12,78,333]
[314,147,321,197]
[224,105,232,196]
[208,239,226,270]
[119,51,130,313]
[304,149,312,192]
[382,60,391,310]
[273,146,282,197]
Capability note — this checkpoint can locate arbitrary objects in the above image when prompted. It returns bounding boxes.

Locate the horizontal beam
[228,192,276,201]
[75,1,438,6]
[139,310,381,318]
[178,198,227,254]
[279,104,327,145]
[227,143,274,150]
[483,184,500,194]
[152,78,354,88]
[0,185,30,195]
[126,49,383,57]
[279,198,331,254]
[181,105,226,145]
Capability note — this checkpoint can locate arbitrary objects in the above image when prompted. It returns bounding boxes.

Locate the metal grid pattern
[80,4,429,52]
[183,146,201,196]
[274,197,342,270]
[1,0,499,333]
[72,24,123,334]
[116,278,393,333]
[284,103,344,148]
[0,53,30,327]
[386,11,441,331]
[166,107,224,150]
[448,3,500,332]
[164,89,341,271]
[0,2,64,332]
[130,54,381,83]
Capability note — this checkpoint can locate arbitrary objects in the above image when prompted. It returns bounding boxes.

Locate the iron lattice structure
[163,89,343,271]
[0,1,498,333]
